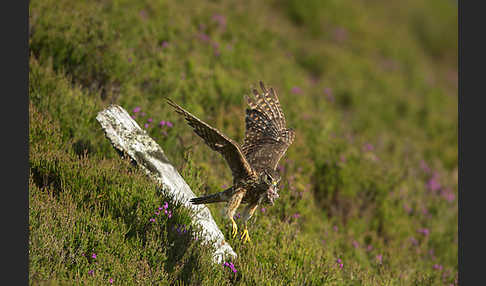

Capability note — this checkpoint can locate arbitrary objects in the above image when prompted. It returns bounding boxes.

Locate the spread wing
[242,81,295,172]
[166,98,254,181]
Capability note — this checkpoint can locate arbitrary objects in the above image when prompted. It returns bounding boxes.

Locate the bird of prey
[166,81,295,243]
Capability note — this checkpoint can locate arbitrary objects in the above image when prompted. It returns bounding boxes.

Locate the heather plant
[29,0,457,285]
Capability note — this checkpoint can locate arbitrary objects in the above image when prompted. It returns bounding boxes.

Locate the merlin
[167,81,295,243]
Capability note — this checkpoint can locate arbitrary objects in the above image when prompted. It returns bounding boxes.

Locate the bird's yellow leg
[231,217,238,238]
[226,189,244,239]
[240,203,258,244]
[240,224,251,243]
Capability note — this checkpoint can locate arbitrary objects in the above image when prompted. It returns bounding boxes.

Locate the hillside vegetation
[29,0,457,285]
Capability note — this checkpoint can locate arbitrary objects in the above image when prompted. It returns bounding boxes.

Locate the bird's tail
[190,186,235,205]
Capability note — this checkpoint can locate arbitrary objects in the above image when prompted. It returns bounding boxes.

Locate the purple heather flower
[141,112,146,117]
[197,32,210,42]
[302,113,312,120]
[131,115,136,119]
[323,87,334,102]
[440,188,456,202]
[161,41,169,48]
[163,202,168,209]
[147,118,153,123]
[292,213,301,219]
[109,278,114,284]
[167,211,172,218]
[221,184,228,189]
[367,244,373,251]
[410,237,418,246]
[433,264,443,270]
[291,86,302,94]
[336,259,343,269]
[261,207,266,213]
[304,183,311,192]
[364,143,374,152]
[91,253,97,259]
[340,155,346,163]
[333,225,338,232]
[159,120,166,127]
[223,261,237,273]
[376,254,383,264]
[418,228,430,236]
[403,203,412,214]
[309,76,319,85]
[133,107,141,113]
[382,58,399,71]
[155,211,160,215]
[333,27,348,42]
[420,160,431,174]
[144,123,149,129]
[427,176,441,192]
[336,258,344,269]
[150,218,156,222]
[88,270,94,276]
[421,207,429,215]
[128,57,132,63]
[212,14,227,29]
[352,240,359,248]
[139,10,147,20]
[212,41,220,49]
[166,121,173,128]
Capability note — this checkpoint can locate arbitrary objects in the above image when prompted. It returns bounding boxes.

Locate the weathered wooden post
[96,104,237,264]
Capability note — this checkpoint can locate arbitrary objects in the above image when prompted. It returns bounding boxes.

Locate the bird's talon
[241,228,251,243]
[231,218,238,239]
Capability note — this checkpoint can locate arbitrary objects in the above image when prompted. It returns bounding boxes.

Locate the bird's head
[260,169,280,205]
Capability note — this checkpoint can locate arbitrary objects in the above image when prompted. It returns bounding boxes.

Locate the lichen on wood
[96,104,237,264]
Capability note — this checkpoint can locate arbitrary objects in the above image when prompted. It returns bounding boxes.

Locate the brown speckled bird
[166,81,294,243]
